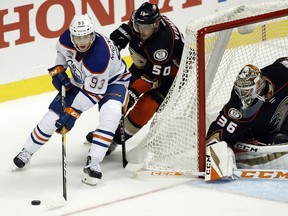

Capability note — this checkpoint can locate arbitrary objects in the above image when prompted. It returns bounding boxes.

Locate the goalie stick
[133,169,288,180]
[127,141,288,180]
[129,141,288,179]
[234,141,288,153]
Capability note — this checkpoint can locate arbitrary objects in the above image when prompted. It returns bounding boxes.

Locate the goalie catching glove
[56,107,81,133]
[48,65,72,91]
[205,139,236,181]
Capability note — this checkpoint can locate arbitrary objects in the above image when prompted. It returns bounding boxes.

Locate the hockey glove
[55,107,81,132]
[48,65,72,91]
[110,24,132,51]
[130,75,160,95]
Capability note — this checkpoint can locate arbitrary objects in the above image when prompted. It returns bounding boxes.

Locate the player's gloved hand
[141,75,160,89]
[130,75,160,95]
[48,65,72,91]
[110,24,132,51]
[55,107,81,133]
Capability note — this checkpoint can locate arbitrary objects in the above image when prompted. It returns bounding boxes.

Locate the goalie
[206,57,288,181]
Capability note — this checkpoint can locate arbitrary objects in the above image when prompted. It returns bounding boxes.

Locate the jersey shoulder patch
[228,108,242,120]
[145,21,174,63]
[153,49,169,61]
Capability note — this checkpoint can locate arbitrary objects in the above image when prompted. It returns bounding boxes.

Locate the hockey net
[126,1,288,173]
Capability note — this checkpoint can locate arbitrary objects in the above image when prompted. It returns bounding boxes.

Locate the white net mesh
[127,1,288,173]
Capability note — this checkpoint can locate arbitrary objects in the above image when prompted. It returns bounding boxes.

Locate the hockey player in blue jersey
[13,14,131,186]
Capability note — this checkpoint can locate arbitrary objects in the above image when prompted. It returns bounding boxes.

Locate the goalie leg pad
[205,140,236,181]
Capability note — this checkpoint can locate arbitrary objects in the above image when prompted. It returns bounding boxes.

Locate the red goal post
[126,1,288,174]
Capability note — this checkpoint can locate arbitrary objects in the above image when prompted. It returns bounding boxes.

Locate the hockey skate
[13,148,33,168]
[82,156,102,186]
[84,131,118,155]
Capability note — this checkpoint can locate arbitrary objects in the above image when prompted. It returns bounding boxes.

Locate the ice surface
[1,92,288,216]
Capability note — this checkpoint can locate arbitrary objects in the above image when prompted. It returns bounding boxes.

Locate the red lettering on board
[0,5,34,48]
[0,0,200,49]
[37,0,75,38]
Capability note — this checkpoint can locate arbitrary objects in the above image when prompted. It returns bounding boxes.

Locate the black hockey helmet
[134,2,161,25]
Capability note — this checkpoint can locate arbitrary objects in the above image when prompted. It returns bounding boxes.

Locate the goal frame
[197,8,288,172]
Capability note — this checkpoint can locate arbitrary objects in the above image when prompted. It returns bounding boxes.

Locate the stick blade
[45,196,67,210]
[125,162,144,172]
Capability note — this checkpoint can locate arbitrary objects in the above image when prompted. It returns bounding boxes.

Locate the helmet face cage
[69,14,95,52]
[234,64,263,108]
[132,2,161,33]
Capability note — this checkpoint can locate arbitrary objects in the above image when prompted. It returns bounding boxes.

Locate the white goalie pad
[233,142,288,169]
[205,140,236,181]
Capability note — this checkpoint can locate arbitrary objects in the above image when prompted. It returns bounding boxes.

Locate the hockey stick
[233,169,288,179]
[120,115,128,168]
[119,116,144,171]
[234,142,288,153]
[44,86,67,209]
[61,85,67,201]
[133,169,288,180]
[133,170,204,177]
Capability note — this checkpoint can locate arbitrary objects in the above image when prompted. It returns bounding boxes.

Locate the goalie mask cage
[126,1,288,173]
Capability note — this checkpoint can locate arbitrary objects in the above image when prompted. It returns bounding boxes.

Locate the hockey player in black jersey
[205,57,288,181]
[85,2,184,153]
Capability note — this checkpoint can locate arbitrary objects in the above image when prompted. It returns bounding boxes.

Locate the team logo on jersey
[153,49,168,61]
[228,108,242,120]
[67,60,84,84]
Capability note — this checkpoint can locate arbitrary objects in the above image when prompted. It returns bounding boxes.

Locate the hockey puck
[31,200,41,205]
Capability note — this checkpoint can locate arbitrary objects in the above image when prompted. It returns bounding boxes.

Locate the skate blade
[82,173,100,186]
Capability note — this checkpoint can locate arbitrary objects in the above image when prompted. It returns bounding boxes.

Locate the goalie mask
[132,2,161,40]
[69,14,95,52]
[234,64,265,109]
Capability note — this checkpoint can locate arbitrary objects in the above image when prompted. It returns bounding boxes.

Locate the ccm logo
[151,172,182,176]
[240,171,288,179]
[234,143,259,152]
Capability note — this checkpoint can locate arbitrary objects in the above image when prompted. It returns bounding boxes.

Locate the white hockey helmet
[234,64,264,108]
[69,14,95,52]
